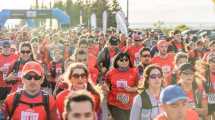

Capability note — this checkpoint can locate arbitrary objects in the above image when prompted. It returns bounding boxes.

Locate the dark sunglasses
[23,74,42,81]
[119,58,129,62]
[71,73,87,79]
[141,54,151,57]
[21,50,31,54]
[149,73,162,79]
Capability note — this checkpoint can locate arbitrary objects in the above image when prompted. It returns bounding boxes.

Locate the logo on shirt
[21,111,39,120]
[116,80,128,88]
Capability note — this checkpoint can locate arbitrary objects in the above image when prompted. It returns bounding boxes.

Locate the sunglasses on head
[71,73,87,79]
[119,58,128,62]
[21,50,31,54]
[23,74,42,81]
[149,73,162,79]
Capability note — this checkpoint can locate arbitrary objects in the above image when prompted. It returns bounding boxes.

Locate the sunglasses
[21,50,31,54]
[141,54,151,57]
[119,58,129,62]
[23,74,42,81]
[149,73,162,79]
[71,73,87,79]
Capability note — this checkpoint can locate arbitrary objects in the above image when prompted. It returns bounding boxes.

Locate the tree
[175,24,189,32]
[153,20,165,29]
[52,0,122,28]
[108,0,122,27]
[91,0,110,28]
[54,1,64,10]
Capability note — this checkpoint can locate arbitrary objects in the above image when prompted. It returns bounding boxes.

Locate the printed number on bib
[116,93,129,104]
[208,94,215,104]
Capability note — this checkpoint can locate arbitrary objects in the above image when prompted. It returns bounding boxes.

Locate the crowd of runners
[0,26,214,120]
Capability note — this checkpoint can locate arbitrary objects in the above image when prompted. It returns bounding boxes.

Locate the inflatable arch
[0,8,70,28]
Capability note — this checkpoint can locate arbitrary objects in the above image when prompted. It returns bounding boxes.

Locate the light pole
[127,0,129,27]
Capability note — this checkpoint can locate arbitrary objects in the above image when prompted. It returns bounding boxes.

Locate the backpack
[5,61,21,84]
[8,90,50,120]
[139,90,153,109]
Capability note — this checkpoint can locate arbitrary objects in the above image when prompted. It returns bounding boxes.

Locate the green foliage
[153,20,164,29]
[52,0,121,28]
[175,24,189,32]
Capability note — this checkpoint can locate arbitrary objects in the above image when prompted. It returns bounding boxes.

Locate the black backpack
[8,90,50,120]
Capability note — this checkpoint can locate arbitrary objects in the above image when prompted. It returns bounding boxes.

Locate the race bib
[21,111,39,120]
[2,64,10,80]
[116,93,129,104]
[116,80,128,88]
[208,93,215,104]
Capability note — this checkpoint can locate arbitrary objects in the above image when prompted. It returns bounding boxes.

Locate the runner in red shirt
[151,40,175,77]
[6,42,35,92]
[126,33,144,66]
[102,52,139,120]
[63,91,97,120]
[56,63,101,120]
[164,52,188,86]
[1,61,59,120]
[0,41,18,100]
[169,30,185,53]
[154,85,199,120]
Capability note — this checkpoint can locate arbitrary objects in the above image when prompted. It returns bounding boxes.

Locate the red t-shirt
[151,53,175,75]
[0,54,18,87]
[56,89,100,119]
[2,91,59,120]
[126,45,144,66]
[154,109,199,120]
[106,67,139,110]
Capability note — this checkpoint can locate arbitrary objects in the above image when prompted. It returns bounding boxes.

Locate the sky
[0,0,215,26]
[118,0,215,24]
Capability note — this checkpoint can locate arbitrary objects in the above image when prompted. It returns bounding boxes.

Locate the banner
[102,11,108,34]
[80,10,83,25]
[115,10,128,36]
[91,13,97,30]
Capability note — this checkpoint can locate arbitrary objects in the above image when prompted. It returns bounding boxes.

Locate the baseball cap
[22,61,44,77]
[178,63,194,73]
[2,41,11,48]
[109,36,119,45]
[160,85,187,104]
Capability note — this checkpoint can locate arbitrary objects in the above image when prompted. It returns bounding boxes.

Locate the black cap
[178,63,194,73]
[2,41,10,48]
[109,36,119,45]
